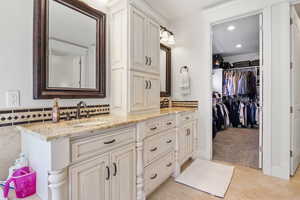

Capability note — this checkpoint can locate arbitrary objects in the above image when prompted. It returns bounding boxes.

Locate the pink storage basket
[3,167,36,199]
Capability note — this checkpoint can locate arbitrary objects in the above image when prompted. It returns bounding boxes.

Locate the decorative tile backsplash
[171,101,199,108]
[0,104,110,127]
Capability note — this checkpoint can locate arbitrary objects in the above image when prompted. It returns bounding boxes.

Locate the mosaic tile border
[0,104,110,127]
[171,101,199,108]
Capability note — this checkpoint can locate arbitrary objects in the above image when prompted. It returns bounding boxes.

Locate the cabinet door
[178,123,194,163]
[130,7,147,72]
[146,76,160,109]
[70,154,110,200]
[111,144,136,200]
[146,19,160,74]
[130,73,147,112]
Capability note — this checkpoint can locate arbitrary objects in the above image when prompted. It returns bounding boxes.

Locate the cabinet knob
[166,122,172,125]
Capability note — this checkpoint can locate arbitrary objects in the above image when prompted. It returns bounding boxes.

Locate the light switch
[6,91,20,108]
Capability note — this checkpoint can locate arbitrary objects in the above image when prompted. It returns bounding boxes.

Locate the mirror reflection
[48,0,97,89]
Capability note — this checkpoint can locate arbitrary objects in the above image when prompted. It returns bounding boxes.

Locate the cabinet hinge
[290,150,293,157]
[290,106,294,114]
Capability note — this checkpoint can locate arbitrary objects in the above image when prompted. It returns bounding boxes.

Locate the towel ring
[180,66,189,73]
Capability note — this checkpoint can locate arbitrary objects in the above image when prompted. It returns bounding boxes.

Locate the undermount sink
[71,118,115,128]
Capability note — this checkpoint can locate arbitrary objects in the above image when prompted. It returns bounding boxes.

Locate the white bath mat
[175,159,234,198]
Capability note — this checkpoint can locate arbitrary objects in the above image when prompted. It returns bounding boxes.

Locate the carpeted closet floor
[213,128,259,169]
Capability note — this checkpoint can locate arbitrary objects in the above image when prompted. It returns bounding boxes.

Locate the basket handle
[3,178,14,198]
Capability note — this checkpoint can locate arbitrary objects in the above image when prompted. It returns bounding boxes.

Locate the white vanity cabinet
[70,129,136,200]
[69,154,110,200]
[19,108,198,200]
[178,122,194,165]
[136,111,198,199]
[69,143,136,200]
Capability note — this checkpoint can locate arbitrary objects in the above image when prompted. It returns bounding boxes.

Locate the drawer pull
[166,122,173,125]
[150,174,157,180]
[185,117,190,120]
[186,129,191,136]
[104,139,116,145]
[166,139,172,144]
[150,147,158,152]
[113,162,117,176]
[166,163,173,167]
[106,166,110,180]
[150,127,158,131]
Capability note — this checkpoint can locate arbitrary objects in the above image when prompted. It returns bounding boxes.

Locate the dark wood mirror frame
[33,0,106,99]
[160,44,171,97]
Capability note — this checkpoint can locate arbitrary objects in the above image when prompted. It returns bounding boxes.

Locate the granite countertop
[17,107,197,141]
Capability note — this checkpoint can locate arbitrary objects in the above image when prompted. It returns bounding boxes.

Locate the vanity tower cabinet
[109,0,161,115]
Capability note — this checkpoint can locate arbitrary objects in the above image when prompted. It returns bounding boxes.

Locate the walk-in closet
[211,14,262,169]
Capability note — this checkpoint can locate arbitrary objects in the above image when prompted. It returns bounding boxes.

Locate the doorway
[211,14,263,169]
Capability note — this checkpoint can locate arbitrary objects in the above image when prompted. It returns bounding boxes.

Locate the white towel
[180,70,190,89]
[180,69,191,96]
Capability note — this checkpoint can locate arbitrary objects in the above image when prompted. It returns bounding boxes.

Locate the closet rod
[224,66,259,71]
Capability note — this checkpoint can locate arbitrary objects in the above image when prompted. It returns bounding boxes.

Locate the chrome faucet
[76,101,87,119]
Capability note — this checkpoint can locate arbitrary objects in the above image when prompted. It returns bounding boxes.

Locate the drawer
[144,129,176,166]
[71,128,135,162]
[145,115,176,138]
[161,115,176,131]
[144,119,162,138]
[145,151,175,196]
[178,112,195,125]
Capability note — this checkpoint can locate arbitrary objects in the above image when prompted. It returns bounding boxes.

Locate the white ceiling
[213,14,260,57]
[144,0,233,21]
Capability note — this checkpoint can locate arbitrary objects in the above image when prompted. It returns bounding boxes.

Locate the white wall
[170,0,291,179]
[223,52,259,64]
[0,0,110,109]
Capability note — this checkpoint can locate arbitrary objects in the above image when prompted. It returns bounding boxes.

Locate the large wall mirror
[33,0,106,99]
[160,44,171,97]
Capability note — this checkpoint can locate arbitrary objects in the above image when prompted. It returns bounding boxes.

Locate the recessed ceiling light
[227,25,236,31]
[236,44,242,48]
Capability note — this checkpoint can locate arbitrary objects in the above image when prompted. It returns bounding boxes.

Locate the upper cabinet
[110,2,161,115]
[130,6,160,75]
[131,7,147,72]
[146,18,161,74]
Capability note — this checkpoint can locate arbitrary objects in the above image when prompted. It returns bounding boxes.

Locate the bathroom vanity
[18,108,198,200]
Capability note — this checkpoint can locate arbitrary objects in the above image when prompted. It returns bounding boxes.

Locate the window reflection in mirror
[48,0,97,89]
[160,50,167,92]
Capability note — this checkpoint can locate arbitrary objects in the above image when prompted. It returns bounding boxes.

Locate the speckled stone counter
[17,107,197,141]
